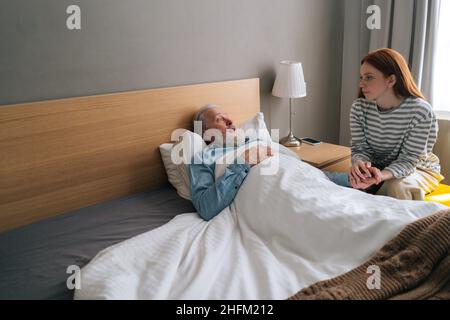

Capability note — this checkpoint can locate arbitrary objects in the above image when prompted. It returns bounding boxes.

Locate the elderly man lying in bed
[189,104,380,221]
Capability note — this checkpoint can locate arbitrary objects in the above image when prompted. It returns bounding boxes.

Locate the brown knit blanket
[289,209,450,300]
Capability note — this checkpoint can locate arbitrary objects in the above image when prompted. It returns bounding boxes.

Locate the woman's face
[359,62,393,101]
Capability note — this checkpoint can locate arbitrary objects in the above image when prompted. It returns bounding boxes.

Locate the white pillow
[238,112,300,160]
[159,130,205,200]
[159,143,185,196]
[238,112,272,146]
[236,112,299,161]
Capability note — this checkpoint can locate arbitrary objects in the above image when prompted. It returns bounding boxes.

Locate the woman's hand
[366,163,382,185]
[349,161,383,189]
[350,160,372,183]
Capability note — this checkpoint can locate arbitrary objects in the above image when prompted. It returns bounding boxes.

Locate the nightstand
[289,142,351,172]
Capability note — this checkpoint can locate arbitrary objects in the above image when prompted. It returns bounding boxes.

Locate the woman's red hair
[359,48,426,100]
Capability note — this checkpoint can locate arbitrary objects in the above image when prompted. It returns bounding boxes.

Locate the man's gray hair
[193,104,219,134]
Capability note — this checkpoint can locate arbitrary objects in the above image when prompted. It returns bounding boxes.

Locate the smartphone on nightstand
[301,137,322,145]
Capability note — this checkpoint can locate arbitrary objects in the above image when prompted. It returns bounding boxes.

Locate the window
[433,1,450,113]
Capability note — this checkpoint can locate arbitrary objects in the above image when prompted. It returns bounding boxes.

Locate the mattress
[0,185,195,300]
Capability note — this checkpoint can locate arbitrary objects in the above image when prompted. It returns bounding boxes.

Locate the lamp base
[280,132,302,147]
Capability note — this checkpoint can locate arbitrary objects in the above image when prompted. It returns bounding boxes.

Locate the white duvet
[75,153,445,300]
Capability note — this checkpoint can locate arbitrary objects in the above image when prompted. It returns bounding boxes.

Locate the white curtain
[339,0,441,146]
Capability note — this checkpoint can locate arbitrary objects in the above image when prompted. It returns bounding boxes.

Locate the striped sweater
[350,96,441,179]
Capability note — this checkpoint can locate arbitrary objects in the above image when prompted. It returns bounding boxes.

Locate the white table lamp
[272,61,307,147]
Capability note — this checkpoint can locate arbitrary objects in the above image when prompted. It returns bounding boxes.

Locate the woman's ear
[388,74,397,87]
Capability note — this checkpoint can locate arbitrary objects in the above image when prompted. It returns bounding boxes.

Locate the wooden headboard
[0,78,260,232]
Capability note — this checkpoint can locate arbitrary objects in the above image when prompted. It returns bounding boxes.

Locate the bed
[0,78,447,300]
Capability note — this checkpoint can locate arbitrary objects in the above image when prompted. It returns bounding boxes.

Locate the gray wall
[0,0,344,143]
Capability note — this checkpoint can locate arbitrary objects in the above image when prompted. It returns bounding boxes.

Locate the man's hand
[349,174,378,190]
[243,144,273,167]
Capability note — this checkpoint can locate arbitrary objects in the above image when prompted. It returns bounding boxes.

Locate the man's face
[204,108,235,136]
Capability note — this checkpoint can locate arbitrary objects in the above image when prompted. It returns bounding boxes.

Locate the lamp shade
[272,61,307,98]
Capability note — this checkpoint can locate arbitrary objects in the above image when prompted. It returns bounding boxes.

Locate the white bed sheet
[75,154,445,300]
